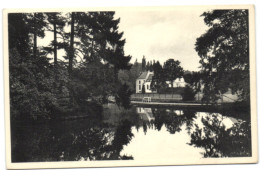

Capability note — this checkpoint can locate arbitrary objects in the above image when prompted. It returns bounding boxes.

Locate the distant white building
[136,71,154,93]
[166,78,186,88]
[136,71,186,93]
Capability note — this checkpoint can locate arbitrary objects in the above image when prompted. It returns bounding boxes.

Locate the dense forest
[9,12,133,120]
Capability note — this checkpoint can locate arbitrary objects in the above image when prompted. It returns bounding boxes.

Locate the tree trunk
[53,22,57,66]
[53,20,58,90]
[68,12,75,78]
[33,13,37,58]
[68,12,75,105]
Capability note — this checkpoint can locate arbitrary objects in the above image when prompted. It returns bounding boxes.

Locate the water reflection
[12,119,134,162]
[136,108,155,122]
[11,104,251,162]
[189,113,251,157]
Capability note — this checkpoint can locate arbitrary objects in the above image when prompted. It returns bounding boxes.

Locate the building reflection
[136,107,155,122]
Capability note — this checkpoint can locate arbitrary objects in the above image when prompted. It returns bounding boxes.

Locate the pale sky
[115,8,209,71]
[39,8,209,72]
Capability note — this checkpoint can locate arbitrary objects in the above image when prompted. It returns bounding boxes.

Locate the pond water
[11,104,251,162]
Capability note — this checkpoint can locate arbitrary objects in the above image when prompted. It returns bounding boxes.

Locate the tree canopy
[163,59,184,88]
[8,12,133,120]
[195,10,249,103]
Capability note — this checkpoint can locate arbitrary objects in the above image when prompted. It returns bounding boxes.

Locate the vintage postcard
[3,5,257,169]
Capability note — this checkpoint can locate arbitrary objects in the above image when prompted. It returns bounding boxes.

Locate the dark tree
[146,61,150,71]
[183,71,203,93]
[26,13,47,57]
[118,60,142,91]
[141,55,146,71]
[45,13,66,67]
[151,61,167,92]
[68,12,75,78]
[8,14,31,60]
[182,85,196,101]
[163,59,184,89]
[8,13,57,120]
[50,12,133,107]
[115,83,133,109]
[8,12,134,120]
[149,61,154,71]
[195,10,249,103]
[134,58,138,65]
[75,12,132,81]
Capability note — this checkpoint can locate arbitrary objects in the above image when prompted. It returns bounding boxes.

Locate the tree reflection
[183,110,197,135]
[12,105,252,162]
[134,107,197,135]
[109,119,134,160]
[189,114,251,157]
[152,108,187,134]
[134,107,251,158]
[12,119,134,162]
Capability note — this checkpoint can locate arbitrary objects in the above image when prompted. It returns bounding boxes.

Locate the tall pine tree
[26,13,47,57]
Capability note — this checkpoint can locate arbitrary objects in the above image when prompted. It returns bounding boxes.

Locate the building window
[139,85,141,90]
[139,80,141,84]
[147,84,149,90]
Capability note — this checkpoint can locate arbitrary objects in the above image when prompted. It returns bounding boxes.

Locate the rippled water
[11,104,251,162]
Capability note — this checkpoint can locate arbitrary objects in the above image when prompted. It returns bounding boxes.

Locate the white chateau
[135,71,186,93]
[136,71,154,93]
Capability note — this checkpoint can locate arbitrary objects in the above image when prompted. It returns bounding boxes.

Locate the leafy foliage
[151,59,184,92]
[9,48,56,120]
[183,71,202,93]
[195,10,250,103]
[189,114,251,157]
[115,83,133,109]
[151,61,167,92]
[8,12,132,120]
[163,59,184,87]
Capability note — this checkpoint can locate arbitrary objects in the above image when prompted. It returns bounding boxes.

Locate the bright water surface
[11,104,251,162]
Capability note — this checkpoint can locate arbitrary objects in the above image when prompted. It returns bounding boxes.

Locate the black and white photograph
[3,4,257,169]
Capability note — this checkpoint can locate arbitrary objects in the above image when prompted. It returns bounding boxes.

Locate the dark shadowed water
[11,104,251,162]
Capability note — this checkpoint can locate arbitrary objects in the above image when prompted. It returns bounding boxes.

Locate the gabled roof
[137,72,149,79]
[147,74,154,80]
[137,71,154,80]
